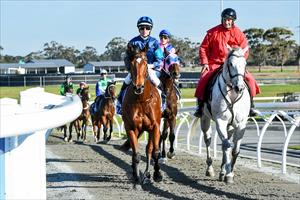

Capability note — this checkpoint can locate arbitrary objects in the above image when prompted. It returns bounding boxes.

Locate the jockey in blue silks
[116,16,164,115]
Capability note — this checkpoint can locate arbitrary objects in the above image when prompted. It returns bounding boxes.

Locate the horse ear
[164,47,169,57]
[226,44,232,52]
[143,43,149,53]
[113,81,116,85]
[127,43,133,52]
[175,48,180,55]
[242,46,249,55]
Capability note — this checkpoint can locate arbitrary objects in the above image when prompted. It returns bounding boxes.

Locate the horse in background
[201,46,250,184]
[61,86,74,142]
[159,51,181,162]
[121,44,162,185]
[68,86,91,142]
[90,81,116,143]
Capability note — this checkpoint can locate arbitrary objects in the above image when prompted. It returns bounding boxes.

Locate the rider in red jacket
[194,8,260,117]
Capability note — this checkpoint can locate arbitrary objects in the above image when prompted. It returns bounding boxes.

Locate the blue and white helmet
[159,29,171,38]
[137,16,153,28]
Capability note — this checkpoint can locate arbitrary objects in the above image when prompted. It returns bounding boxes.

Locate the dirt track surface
[46,131,300,200]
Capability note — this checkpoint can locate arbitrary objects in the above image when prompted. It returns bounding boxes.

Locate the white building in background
[84,61,126,73]
[0,59,75,75]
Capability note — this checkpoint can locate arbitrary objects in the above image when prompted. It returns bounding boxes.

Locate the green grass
[288,145,300,150]
[0,83,299,101]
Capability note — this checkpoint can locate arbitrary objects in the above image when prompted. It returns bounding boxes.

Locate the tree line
[0,27,299,70]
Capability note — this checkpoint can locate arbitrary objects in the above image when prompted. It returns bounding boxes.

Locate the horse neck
[160,72,174,94]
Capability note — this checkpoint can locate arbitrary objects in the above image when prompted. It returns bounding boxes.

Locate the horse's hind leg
[201,116,214,177]
[153,124,163,182]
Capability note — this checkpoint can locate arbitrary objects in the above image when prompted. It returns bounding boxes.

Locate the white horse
[201,46,250,184]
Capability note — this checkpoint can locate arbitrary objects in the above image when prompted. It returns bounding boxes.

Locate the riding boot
[249,97,259,117]
[116,82,128,115]
[194,99,203,118]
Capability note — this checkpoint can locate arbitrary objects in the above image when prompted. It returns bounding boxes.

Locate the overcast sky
[1,0,299,56]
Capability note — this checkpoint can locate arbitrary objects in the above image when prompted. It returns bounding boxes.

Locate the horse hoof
[167,151,175,159]
[159,158,167,164]
[64,137,68,142]
[219,173,225,182]
[142,172,151,185]
[68,139,73,143]
[153,171,163,182]
[205,169,215,177]
[225,173,234,184]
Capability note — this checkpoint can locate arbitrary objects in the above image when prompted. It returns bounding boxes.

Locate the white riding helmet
[100,69,108,75]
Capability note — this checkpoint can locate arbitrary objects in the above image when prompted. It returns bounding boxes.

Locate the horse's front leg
[106,118,113,141]
[68,123,73,142]
[159,119,169,163]
[167,116,176,159]
[101,116,108,141]
[143,137,153,184]
[127,130,140,185]
[216,119,233,183]
[201,115,214,177]
[231,125,246,180]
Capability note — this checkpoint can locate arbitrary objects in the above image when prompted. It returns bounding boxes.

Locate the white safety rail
[173,99,300,174]
[0,87,82,200]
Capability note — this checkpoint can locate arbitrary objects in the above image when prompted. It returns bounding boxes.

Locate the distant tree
[0,46,3,62]
[264,27,297,71]
[170,37,200,67]
[78,46,99,67]
[100,37,127,61]
[43,41,64,59]
[244,28,269,71]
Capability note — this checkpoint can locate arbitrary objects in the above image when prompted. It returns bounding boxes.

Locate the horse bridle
[218,51,247,124]
[130,54,149,94]
[226,51,245,80]
[104,84,116,100]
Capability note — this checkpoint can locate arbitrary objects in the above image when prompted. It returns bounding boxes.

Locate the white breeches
[124,65,161,87]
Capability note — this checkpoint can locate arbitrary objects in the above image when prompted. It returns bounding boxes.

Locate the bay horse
[68,86,90,142]
[201,46,250,184]
[90,81,116,143]
[159,51,181,162]
[121,44,162,185]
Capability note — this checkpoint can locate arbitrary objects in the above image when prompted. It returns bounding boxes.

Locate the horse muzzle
[133,85,144,95]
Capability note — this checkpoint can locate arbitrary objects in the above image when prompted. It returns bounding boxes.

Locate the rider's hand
[201,64,209,73]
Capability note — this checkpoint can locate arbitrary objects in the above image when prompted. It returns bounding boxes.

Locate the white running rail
[0,87,82,200]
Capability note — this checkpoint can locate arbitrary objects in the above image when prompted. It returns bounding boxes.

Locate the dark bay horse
[90,81,116,143]
[159,52,181,162]
[121,44,162,185]
[68,86,91,142]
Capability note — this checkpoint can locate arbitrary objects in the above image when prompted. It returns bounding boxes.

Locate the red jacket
[199,24,249,65]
